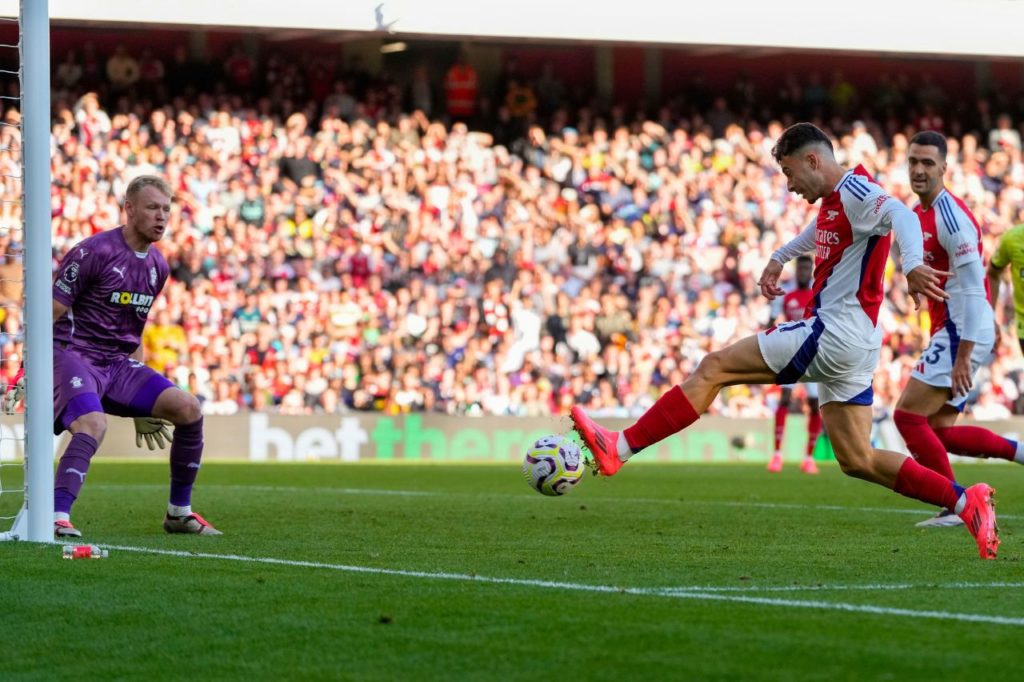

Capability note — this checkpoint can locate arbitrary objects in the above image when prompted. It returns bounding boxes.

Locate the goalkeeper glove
[134,417,173,450]
[3,368,24,414]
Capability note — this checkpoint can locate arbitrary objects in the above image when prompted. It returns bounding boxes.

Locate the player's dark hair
[771,123,834,163]
[909,130,947,158]
[796,255,813,265]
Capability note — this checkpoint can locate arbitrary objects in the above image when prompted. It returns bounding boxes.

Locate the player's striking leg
[573,335,776,476]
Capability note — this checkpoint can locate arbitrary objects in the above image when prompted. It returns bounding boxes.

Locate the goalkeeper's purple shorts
[53,348,175,434]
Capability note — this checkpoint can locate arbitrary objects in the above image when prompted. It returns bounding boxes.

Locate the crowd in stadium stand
[3,43,1024,420]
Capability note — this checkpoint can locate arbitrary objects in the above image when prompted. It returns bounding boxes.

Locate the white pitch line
[701,499,1024,520]
[662,593,1024,627]
[89,484,1024,520]
[105,544,1024,627]
[659,581,1024,594]
[90,484,433,497]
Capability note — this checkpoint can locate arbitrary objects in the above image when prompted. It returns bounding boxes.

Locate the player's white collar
[920,187,948,212]
[833,169,853,192]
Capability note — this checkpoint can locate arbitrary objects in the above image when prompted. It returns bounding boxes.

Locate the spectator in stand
[143,309,188,375]
[506,79,538,123]
[535,60,565,116]
[138,49,165,95]
[79,41,103,90]
[54,50,83,92]
[106,44,140,91]
[444,52,479,121]
[988,113,1022,153]
[225,46,256,92]
[73,92,111,146]
[408,65,434,117]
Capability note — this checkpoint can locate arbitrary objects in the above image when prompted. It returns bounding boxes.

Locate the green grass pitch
[2,461,1022,680]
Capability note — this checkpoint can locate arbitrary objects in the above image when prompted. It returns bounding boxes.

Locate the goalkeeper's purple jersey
[53,227,169,362]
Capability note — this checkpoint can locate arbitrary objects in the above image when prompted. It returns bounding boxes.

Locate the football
[522,434,585,496]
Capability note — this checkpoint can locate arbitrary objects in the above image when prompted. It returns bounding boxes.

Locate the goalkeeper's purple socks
[169,417,204,507]
[54,433,99,514]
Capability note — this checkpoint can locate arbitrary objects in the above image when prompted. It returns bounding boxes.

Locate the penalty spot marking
[105,544,1024,627]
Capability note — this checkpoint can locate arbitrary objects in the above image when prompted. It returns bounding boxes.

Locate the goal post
[0,0,52,543]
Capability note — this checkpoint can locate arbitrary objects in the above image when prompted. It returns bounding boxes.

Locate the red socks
[775,404,820,457]
[805,412,822,457]
[934,425,1018,462]
[773,403,787,453]
[893,457,964,510]
[624,386,699,454]
[893,409,955,481]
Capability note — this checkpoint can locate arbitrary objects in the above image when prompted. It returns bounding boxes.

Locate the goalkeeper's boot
[163,512,222,536]
[570,406,623,477]
[54,519,82,538]
[958,483,999,560]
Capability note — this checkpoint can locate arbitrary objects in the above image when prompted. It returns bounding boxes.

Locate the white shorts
[757,317,879,406]
[911,327,994,411]
[780,382,819,399]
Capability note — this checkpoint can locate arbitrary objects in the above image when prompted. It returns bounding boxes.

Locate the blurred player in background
[45,175,220,538]
[892,131,1013,529]
[571,123,1000,559]
[767,255,821,474]
[989,217,1024,354]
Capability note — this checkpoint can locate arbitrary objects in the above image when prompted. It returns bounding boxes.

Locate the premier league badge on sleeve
[64,262,80,282]
[150,266,157,287]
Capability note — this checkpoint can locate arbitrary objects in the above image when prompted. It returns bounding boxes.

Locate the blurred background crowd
[2,41,1024,420]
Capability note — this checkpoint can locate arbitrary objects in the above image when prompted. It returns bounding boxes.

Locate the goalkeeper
[23,175,220,538]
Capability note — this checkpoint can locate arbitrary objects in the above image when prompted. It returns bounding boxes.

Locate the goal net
[0,0,52,543]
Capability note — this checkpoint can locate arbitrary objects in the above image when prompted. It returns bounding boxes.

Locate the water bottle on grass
[62,545,108,559]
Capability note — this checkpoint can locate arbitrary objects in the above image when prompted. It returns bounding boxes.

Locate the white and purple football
[522,434,585,496]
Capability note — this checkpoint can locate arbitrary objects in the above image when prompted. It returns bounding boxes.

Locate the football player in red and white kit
[571,123,1000,559]
[893,131,1020,529]
[767,255,822,474]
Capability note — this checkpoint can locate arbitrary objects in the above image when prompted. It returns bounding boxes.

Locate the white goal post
[0,0,52,542]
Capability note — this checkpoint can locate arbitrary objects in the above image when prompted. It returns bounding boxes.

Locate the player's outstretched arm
[885,202,950,308]
[905,265,952,309]
[758,259,785,300]
[760,219,815,301]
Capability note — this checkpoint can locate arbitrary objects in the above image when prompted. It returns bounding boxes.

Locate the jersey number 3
[924,342,946,365]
